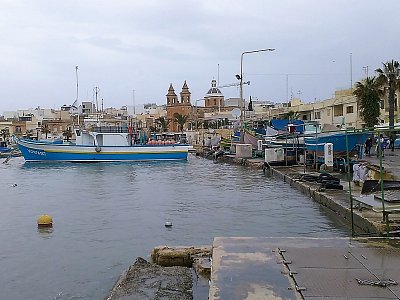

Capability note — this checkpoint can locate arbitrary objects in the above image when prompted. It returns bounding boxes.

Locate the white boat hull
[17,139,190,162]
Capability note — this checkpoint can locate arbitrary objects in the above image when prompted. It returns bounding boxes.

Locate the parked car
[395,136,400,149]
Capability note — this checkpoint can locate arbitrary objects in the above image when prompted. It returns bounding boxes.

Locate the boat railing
[91,126,129,133]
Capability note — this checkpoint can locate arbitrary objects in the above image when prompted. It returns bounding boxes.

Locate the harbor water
[0,155,350,299]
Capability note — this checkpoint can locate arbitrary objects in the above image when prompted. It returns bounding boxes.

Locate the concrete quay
[209,237,400,300]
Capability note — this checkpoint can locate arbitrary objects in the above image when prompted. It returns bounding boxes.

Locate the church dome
[206,80,223,96]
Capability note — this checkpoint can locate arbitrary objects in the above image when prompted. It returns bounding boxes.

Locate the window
[334,104,343,117]
[346,106,354,114]
[314,111,321,119]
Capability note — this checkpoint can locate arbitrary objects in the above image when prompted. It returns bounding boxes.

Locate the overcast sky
[1,0,399,114]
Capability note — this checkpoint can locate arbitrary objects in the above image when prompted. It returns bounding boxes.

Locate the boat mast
[76,66,79,127]
[94,86,100,126]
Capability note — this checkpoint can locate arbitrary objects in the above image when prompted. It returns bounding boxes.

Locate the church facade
[166,81,192,132]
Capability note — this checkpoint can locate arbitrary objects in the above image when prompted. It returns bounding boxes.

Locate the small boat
[262,121,320,150]
[0,140,11,153]
[304,130,369,155]
[16,127,191,162]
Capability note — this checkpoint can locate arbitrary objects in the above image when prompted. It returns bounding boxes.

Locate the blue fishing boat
[304,130,369,155]
[0,140,11,153]
[16,127,191,162]
[0,146,11,153]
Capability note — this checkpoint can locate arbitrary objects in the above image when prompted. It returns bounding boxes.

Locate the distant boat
[304,130,369,155]
[0,140,11,152]
[0,146,11,153]
[260,121,320,150]
[16,127,191,162]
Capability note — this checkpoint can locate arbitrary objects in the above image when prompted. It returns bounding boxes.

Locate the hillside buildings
[1,83,399,141]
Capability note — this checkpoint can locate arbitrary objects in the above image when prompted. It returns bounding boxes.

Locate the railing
[92,126,129,133]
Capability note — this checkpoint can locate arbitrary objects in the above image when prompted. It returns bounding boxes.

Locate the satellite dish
[232,108,241,119]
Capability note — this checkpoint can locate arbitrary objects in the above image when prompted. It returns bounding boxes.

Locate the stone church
[166,81,192,132]
[204,79,224,110]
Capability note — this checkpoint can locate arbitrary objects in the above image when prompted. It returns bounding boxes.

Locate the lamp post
[237,48,275,143]
[194,99,204,145]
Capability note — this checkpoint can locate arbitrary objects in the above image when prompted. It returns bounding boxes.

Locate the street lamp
[237,48,275,143]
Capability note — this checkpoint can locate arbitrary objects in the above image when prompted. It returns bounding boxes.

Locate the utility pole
[350,52,353,89]
[132,89,136,115]
[286,74,289,106]
[94,87,100,113]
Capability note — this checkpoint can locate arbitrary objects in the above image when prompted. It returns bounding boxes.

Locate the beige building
[270,88,400,129]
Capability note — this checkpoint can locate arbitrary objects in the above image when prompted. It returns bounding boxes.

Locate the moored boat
[16,127,191,162]
[304,130,369,155]
[0,140,11,153]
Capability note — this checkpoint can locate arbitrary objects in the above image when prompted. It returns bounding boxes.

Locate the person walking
[377,134,386,158]
[390,134,395,152]
[365,137,372,156]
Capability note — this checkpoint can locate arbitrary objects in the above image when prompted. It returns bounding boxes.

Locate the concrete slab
[209,237,400,300]
[209,237,299,300]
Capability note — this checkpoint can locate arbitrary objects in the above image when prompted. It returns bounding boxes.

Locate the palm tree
[173,113,188,132]
[248,98,253,111]
[155,116,170,132]
[375,60,400,129]
[41,124,51,139]
[149,126,158,133]
[281,110,300,120]
[63,128,72,142]
[353,76,382,128]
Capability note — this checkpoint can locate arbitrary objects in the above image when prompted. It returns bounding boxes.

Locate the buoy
[11,183,17,187]
[164,220,172,228]
[37,214,53,227]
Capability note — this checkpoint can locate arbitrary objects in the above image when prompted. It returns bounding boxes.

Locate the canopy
[270,120,304,133]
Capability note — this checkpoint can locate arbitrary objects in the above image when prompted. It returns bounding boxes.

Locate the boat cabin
[75,127,132,146]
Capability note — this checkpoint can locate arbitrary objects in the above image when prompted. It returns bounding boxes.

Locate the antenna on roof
[217,63,220,87]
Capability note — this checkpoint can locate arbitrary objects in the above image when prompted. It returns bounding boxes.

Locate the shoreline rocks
[106,257,193,300]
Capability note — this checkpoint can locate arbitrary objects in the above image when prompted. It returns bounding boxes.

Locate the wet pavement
[209,237,400,300]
